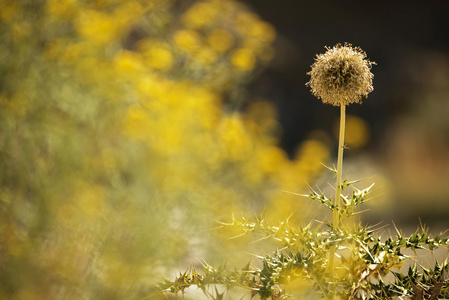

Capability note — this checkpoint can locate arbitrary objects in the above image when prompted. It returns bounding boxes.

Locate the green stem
[311,272,330,299]
[329,104,346,298]
[334,104,346,228]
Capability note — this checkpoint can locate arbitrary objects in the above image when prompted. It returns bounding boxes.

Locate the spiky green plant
[154,44,449,300]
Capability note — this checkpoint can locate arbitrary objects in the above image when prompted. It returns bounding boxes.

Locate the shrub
[0,1,324,299]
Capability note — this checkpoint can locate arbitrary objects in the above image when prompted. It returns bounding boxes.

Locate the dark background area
[240,0,449,228]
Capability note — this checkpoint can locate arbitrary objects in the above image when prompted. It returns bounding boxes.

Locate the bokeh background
[241,0,449,228]
[0,0,448,299]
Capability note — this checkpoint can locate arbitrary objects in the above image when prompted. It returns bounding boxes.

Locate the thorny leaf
[158,180,449,300]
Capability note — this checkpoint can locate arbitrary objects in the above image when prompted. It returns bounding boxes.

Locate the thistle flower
[307,43,375,106]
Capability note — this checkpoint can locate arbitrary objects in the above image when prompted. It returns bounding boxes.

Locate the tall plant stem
[334,104,346,228]
[329,104,346,297]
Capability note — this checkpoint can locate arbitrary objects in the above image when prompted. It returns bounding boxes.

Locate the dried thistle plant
[306,43,375,229]
[307,43,376,284]
[156,44,449,300]
[307,43,375,106]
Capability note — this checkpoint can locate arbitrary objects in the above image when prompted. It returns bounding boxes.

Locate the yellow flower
[249,20,276,43]
[137,39,173,71]
[207,28,235,53]
[182,1,219,29]
[76,10,120,44]
[231,48,256,71]
[295,139,330,173]
[57,41,84,63]
[123,105,152,140]
[235,11,259,34]
[337,115,370,149]
[218,114,252,160]
[173,29,200,52]
[257,146,288,175]
[46,0,77,19]
[195,48,217,64]
[113,50,144,75]
[137,74,170,99]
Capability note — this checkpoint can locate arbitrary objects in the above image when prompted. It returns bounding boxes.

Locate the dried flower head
[307,43,375,106]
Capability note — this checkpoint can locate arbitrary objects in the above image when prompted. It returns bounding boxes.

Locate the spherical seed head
[307,43,375,106]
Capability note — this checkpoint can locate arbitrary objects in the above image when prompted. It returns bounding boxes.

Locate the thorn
[321,162,337,173]
[280,190,310,198]
[346,176,376,186]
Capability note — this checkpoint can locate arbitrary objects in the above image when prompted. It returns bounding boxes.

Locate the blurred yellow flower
[246,99,277,123]
[207,28,235,53]
[0,1,326,299]
[295,139,330,173]
[195,47,218,64]
[235,11,258,34]
[231,48,256,71]
[339,115,370,149]
[123,105,152,140]
[137,74,170,99]
[138,39,174,71]
[46,0,77,19]
[219,114,252,160]
[113,1,145,25]
[173,29,201,52]
[249,20,276,43]
[243,38,275,61]
[114,50,145,75]
[245,99,280,141]
[59,41,84,63]
[182,1,219,29]
[76,10,120,44]
[257,146,288,175]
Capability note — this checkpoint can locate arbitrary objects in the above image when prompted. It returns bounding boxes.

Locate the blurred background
[0,0,448,299]
[240,0,449,228]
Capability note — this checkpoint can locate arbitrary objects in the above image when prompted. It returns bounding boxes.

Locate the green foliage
[159,173,449,299]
